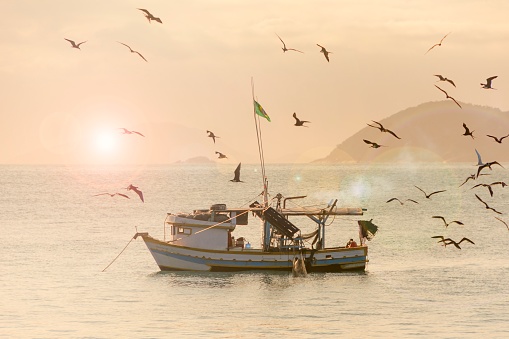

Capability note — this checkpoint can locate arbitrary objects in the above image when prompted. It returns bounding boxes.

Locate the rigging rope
[102,234,135,272]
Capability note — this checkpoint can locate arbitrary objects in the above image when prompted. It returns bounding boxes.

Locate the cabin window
[178,227,192,235]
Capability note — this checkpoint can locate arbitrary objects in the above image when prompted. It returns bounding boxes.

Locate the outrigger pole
[251,77,269,208]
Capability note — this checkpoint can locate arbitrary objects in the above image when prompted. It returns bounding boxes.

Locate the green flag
[254,100,271,122]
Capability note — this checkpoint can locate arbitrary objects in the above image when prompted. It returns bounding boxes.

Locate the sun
[94,130,118,153]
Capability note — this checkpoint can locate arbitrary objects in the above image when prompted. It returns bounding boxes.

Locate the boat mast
[251,77,268,207]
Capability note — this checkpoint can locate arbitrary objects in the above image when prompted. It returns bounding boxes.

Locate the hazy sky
[2,0,509,165]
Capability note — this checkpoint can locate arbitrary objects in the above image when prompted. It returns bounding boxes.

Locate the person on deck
[346,239,358,248]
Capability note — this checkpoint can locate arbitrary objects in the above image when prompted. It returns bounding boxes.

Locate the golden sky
[1,0,509,164]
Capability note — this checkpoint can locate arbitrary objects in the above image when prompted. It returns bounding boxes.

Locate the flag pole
[251,77,268,206]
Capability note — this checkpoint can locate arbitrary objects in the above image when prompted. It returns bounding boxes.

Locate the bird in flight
[462,123,475,139]
[425,32,450,54]
[486,134,509,144]
[230,163,243,182]
[475,149,484,166]
[435,85,462,108]
[275,33,303,53]
[366,121,401,139]
[293,112,310,127]
[215,151,227,159]
[434,74,456,87]
[432,216,464,228]
[481,76,497,89]
[118,128,144,137]
[93,192,130,199]
[459,174,476,187]
[386,198,419,205]
[138,8,162,23]
[65,38,87,49]
[206,130,220,143]
[117,42,147,62]
[126,184,144,202]
[476,161,505,178]
[495,217,509,231]
[471,183,502,197]
[414,185,446,199]
[475,194,502,214]
[363,139,385,148]
[316,44,331,62]
[432,236,474,249]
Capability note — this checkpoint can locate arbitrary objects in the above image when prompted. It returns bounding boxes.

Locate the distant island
[314,101,509,163]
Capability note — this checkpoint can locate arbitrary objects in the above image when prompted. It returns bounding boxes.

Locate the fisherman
[346,238,358,248]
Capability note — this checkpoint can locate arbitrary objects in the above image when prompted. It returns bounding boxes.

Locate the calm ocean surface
[1,163,508,338]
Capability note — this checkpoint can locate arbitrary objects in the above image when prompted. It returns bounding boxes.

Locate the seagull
[434,74,456,87]
[471,183,494,197]
[366,121,401,139]
[275,33,303,53]
[293,112,310,127]
[206,130,220,143]
[435,85,462,108]
[476,161,505,178]
[126,184,144,202]
[316,44,331,62]
[138,8,162,23]
[118,128,144,137]
[475,194,502,214]
[432,216,464,228]
[490,181,507,188]
[386,198,419,205]
[117,42,147,62]
[65,38,87,49]
[495,217,509,231]
[487,134,509,144]
[425,32,450,54]
[363,139,385,148]
[475,149,484,166]
[462,123,475,139]
[481,76,497,89]
[459,174,476,187]
[215,151,227,159]
[433,236,475,249]
[230,163,243,182]
[414,185,446,199]
[93,192,130,199]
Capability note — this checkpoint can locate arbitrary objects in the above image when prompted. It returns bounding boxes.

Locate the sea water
[1,163,508,338]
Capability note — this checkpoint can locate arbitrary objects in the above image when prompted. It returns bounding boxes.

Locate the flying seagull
[230,163,243,182]
[126,184,144,202]
[275,33,303,53]
[462,123,475,139]
[459,174,476,187]
[425,32,450,54]
[138,8,162,23]
[65,38,87,49]
[316,44,331,62]
[475,194,502,214]
[118,128,144,137]
[206,130,220,143]
[495,217,509,231]
[93,192,130,199]
[215,151,227,159]
[363,139,385,148]
[432,236,475,249]
[481,76,497,89]
[434,74,456,87]
[486,134,509,144]
[293,112,310,127]
[471,183,497,197]
[432,216,464,228]
[367,121,401,139]
[414,185,446,199]
[476,161,505,178]
[117,42,147,62]
[386,198,419,205]
[475,149,484,166]
[435,85,462,108]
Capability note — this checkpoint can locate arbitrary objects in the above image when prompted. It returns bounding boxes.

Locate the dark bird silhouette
[316,44,331,62]
[486,134,509,144]
[65,38,87,49]
[138,8,162,23]
[459,174,476,187]
[414,185,446,199]
[386,198,419,205]
[475,194,502,214]
[126,184,144,202]
[476,161,505,178]
[434,74,456,87]
[490,181,507,188]
[293,112,310,127]
[206,130,220,143]
[432,236,475,249]
[117,42,147,62]
[495,217,509,231]
[432,216,464,228]
[462,123,475,139]
[215,151,227,159]
[481,76,497,89]
[425,32,450,54]
[118,128,144,137]
[93,192,130,199]
[275,33,303,53]
[435,85,462,108]
[471,183,494,197]
[230,163,243,182]
[367,121,401,139]
[363,139,385,148]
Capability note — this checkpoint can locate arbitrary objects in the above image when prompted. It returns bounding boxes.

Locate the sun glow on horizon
[93,130,118,154]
